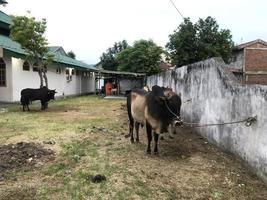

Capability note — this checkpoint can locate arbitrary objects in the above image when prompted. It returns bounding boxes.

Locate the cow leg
[26,103,30,111]
[45,102,48,109]
[169,124,174,139]
[129,123,134,143]
[154,132,159,154]
[146,123,152,154]
[135,122,140,143]
[41,100,45,110]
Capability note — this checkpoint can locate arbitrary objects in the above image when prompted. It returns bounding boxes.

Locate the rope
[163,100,257,127]
[164,100,181,120]
[181,116,257,128]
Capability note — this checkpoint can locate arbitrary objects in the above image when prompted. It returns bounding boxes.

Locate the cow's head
[48,89,57,100]
[152,85,167,104]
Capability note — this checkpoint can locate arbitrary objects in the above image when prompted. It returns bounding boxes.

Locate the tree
[10,15,53,87]
[67,51,76,59]
[166,18,198,67]
[117,39,163,76]
[0,0,7,6]
[100,40,128,71]
[166,17,234,67]
[196,17,234,63]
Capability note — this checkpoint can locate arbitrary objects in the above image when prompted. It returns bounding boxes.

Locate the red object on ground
[105,82,113,96]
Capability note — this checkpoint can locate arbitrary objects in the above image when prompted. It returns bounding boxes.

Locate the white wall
[147,58,267,184]
[0,55,13,102]
[10,57,95,102]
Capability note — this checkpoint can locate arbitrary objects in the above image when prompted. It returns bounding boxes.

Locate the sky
[2,0,267,64]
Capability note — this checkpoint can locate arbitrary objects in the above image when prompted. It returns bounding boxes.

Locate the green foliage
[100,40,128,71]
[166,16,234,67]
[10,14,53,87]
[0,0,7,5]
[10,15,48,59]
[67,51,76,59]
[117,39,163,76]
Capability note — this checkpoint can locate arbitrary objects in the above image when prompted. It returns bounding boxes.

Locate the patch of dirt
[0,142,55,180]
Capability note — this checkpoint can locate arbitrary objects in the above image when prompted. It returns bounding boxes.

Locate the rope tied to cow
[163,100,257,128]
[181,116,257,128]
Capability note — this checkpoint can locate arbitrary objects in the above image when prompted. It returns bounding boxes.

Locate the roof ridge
[235,39,267,49]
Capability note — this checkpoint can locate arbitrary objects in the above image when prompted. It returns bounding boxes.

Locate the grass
[0,95,267,200]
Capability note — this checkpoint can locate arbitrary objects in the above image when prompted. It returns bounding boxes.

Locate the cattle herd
[126,85,182,154]
[20,86,56,111]
[20,84,182,154]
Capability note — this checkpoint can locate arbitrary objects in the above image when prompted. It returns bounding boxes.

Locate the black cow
[20,87,56,111]
[127,85,182,154]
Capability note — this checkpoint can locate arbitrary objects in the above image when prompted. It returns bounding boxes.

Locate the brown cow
[127,85,182,154]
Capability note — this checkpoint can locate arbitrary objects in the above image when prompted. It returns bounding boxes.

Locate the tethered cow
[127,85,182,154]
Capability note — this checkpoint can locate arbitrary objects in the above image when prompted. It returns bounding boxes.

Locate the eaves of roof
[234,39,267,50]
[0,34,98,71]
[0,10,12,25]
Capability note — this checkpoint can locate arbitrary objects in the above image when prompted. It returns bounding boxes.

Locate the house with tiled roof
[228,39,267,85]
[0,11,98,102]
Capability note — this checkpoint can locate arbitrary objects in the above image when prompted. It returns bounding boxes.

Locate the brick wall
[244,48,267,84]
[245,48,267,71]
[245,74,267,84]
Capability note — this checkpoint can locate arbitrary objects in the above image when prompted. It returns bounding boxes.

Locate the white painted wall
[147,58,267,184]
[8,57,95,102]
[0,55,13,102]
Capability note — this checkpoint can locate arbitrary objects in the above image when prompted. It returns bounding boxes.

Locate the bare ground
[0,96,266,200]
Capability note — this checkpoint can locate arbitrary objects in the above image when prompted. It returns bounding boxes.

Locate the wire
[169,0,184,19]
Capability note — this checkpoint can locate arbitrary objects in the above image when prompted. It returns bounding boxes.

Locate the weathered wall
[147,58,267,184]
[119,79,143,93]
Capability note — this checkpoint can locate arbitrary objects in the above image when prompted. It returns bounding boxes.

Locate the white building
[0,11,97,102]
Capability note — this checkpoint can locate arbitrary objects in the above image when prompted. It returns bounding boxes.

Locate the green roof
[0,35,97,71]
[0,34,26,55]
[0,10,12,25]
[53,52,97,71]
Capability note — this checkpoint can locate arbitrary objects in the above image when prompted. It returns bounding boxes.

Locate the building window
[33,63,38,72]
[0,58,6,87]
[23,61,30,71]
[56,67,61,74]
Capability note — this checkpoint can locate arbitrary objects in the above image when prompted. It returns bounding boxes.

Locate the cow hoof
[154,151,159,155]
[169,136,174,139]
[146,150,151,154]
[136,139,140,143]
[130,139,134,143]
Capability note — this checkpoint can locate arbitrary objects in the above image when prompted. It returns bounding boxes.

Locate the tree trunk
[38,69,44,88]
[43,70,48,88]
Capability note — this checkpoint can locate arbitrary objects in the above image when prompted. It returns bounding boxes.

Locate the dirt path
[0,96,266,200]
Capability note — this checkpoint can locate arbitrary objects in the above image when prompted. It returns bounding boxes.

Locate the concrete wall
[1,57,95,102]
[147,58,267,184]
[119,79,143,93]
[229,50,244,70]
